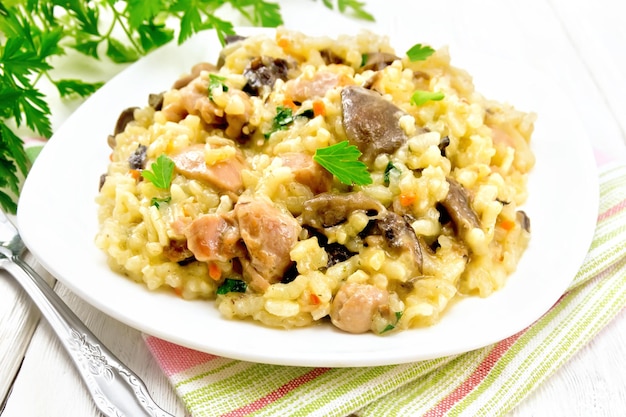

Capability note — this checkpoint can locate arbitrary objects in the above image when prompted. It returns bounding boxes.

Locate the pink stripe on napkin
[221,367,331,417]
[423,328,526,417]
[145,336,220,376]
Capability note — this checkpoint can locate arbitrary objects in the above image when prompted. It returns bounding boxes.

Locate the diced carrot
[313,100,326,117]
[208,262,222,281]
[282,97,297,111]
[277,37,290,49]
[500,219,516,231]
[399,194,416,207]
[129,169,141,180]
[173,287,183,297]
[310,293,321,305]
[109,153,114,161]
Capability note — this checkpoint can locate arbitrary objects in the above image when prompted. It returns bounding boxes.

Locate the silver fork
[0,210,176,417]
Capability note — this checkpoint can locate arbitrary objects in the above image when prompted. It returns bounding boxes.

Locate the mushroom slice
[340,86,408,164]
[439,178,480,237]
[360,52,401,72]
[300,191,385,230]
[375,212,424,271]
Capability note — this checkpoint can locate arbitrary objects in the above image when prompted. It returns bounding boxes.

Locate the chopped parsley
[151,196,171,208]
[313,141,372,186]
[141,154,175,190]
[383,161,399,186]
[381,311,404,334]
[208,73,229,100]
[410,90,445,106]
[406,43,435,62]
[217,278,247,294]
[264,106,316,138]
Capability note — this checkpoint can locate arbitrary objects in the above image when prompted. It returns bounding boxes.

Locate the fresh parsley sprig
[0,0,374,214]
[141,154,175,190]
[313,141,372,186]
[406,43,435,62]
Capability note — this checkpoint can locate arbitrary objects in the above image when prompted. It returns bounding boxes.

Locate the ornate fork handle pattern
[0,254,176,417]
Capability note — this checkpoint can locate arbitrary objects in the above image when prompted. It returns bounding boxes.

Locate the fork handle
[1,256,176,417]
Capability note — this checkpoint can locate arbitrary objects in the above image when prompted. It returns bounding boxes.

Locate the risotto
[96,28,535,334]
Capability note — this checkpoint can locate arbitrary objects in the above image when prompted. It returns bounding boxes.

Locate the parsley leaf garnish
[406,43,435,61]
[141,154,175,190]
[313,141,372,186]
[0,1,374,214]
[410,90,445,106]
[217,278,247,294]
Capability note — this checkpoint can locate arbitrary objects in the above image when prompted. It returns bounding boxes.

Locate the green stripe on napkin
[145,162,626,417]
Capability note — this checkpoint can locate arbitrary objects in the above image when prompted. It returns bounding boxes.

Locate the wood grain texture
[2,1,625,416]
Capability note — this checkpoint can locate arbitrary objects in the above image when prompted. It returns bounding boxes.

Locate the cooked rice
[96,28,534,334]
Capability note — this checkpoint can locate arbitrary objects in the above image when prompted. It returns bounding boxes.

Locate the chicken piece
[330,283,390,334]
[280,152,333,194]
[171,144,245,194]
[162,76,223,125]
[285,71,352,103]
[235,197,301,290]
[183,213,242,263]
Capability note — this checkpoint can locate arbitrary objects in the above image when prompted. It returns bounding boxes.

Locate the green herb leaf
[54,79,104,98]
[141,154,175,189]
[217,278,247,294]
[383,161,399,186]
[333,0,375,22]
[380,311,404,334]
[151,196,171,208]
[0,0,380,214]
[313,141,372,186]
[410,90,445,106]
[406,43,435,62]
[208,73,229,100]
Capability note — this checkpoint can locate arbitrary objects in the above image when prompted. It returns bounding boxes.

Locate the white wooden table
[2,1,625,416]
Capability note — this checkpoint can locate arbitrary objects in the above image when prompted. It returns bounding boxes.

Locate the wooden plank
[0,254,53,408]
[1,281,186,417]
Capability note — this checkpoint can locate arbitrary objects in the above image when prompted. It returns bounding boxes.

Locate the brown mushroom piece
[375,211,427,273]
[360,52,401,72]
[300,191,385,230]
[172,62,217,90]
[517,210,531,233]
[439,178,481,238]
[243,56,290,96]
[114,107,138,136]
[340,86,408,164]
[330,283,390,334]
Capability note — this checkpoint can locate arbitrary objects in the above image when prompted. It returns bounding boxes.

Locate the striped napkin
[144,161,626,417]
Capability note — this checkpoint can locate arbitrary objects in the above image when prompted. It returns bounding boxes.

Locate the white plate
[18,28,598,367]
